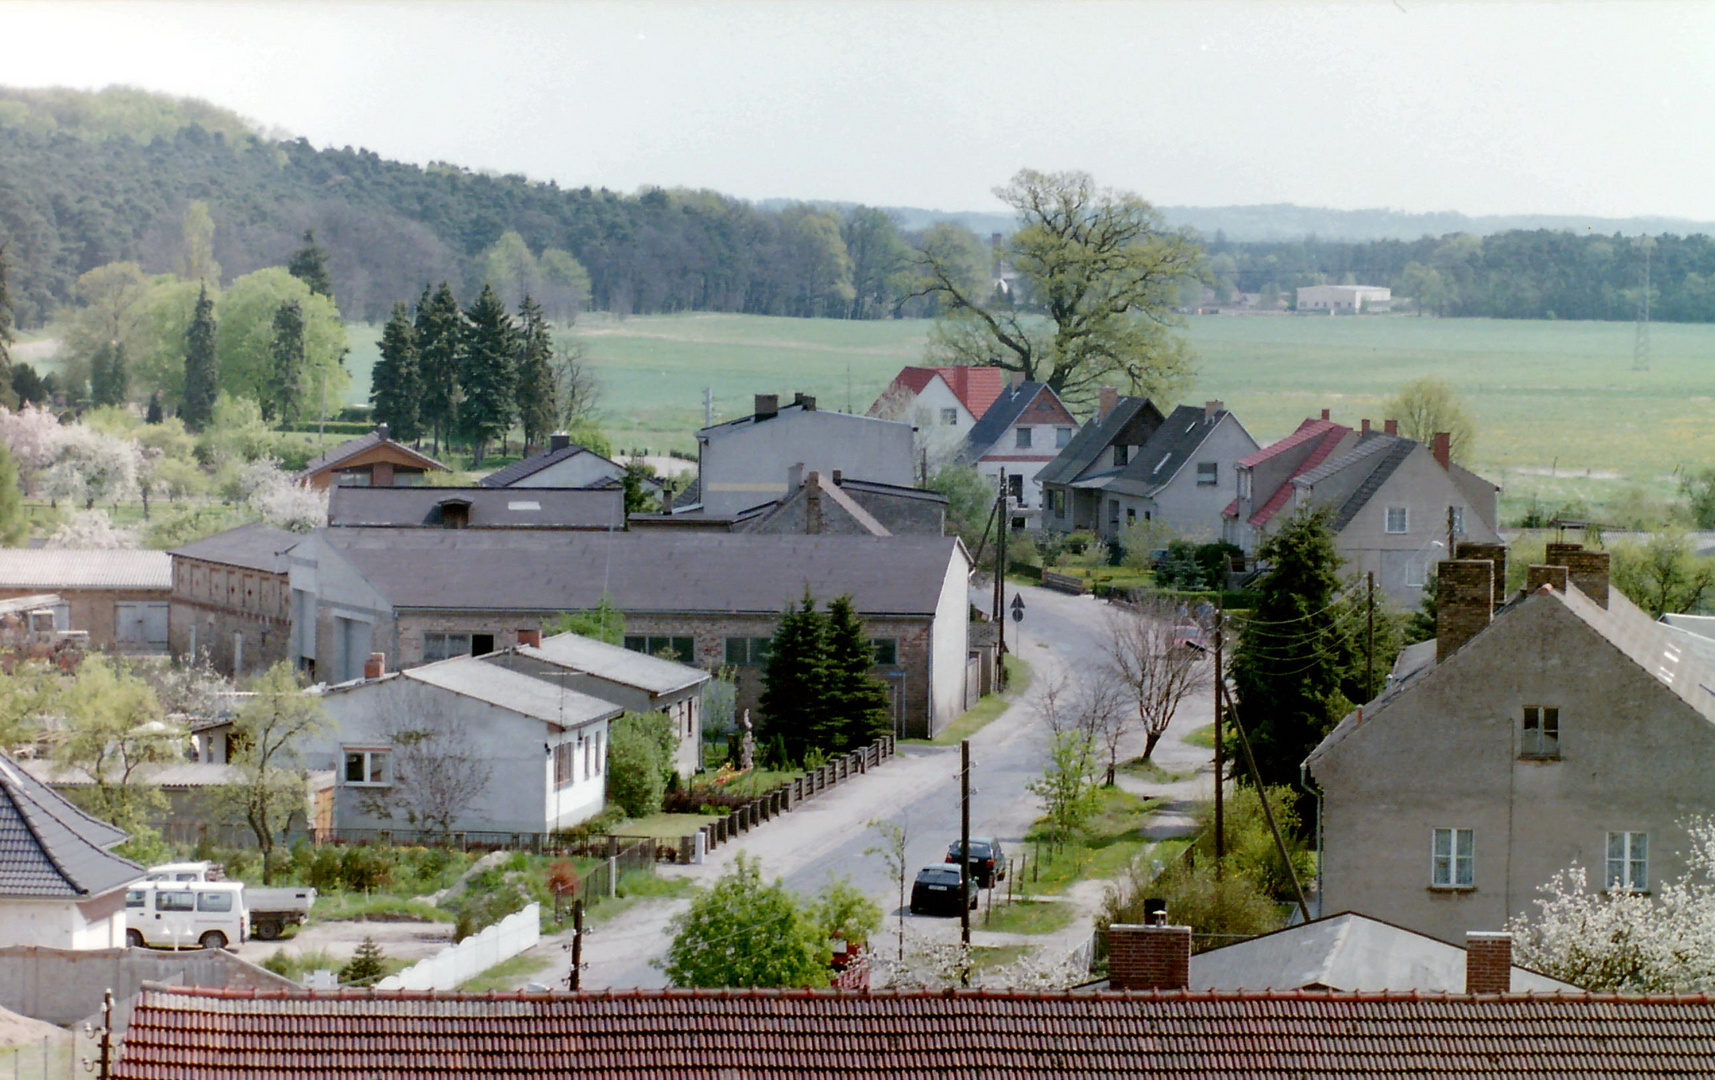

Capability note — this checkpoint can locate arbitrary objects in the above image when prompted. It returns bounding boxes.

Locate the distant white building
[1296,285,1392,314]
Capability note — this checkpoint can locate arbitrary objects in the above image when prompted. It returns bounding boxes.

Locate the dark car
[945,837,1007,888]
[909,865,979,916]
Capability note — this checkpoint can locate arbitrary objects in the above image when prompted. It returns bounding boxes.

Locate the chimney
[363,653,386,680]
[1320,409,1330,421]
[1204,400,1223,420]
[786,463,804,492]
[1454,542,1507,609]
[1561,550,1611,608]
[549,432,572,452]
[1432,432,1451,470]
[831,469,843,485]
[1361,418,1371,434]
[1526,563,1569,593]
[805,472,823,534]
[754,394,779,421]
[1384,418,1398,435]
[375,423,390,442]
[517,629,542,649]
[793,392,816,411]
[1436,558,1494,663]
[1106,921,1191,991]
[1098,387,1118,422]
[1465,932,1513,994]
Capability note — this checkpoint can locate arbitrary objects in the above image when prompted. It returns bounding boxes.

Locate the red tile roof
[890,366,1006,419]
[113,984,1715,1078]
[1239,418,1354,527]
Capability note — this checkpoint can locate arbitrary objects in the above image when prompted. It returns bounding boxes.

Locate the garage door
[116,602,170,652]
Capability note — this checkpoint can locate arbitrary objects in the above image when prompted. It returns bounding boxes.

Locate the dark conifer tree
[265,299,306,423]
[757,589,831,764]
[414,282,464,454]
[514,296,558,451]
[287,229,335,301]
[10,363,45,406]
[822,595,894,751]
[370,301,423,442]
[145,389,164,424]
[456,284,516,465]
[90,340,129,407]
[181,284,219,431]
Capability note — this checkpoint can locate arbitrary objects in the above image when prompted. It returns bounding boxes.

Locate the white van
[144,861,221,883]
[125,881,248,950]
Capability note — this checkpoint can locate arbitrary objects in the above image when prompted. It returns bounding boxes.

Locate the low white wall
[375,903,540,991]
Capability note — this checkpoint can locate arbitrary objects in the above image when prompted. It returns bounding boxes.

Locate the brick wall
[1559,550,1611,608]
[170,557,290,675]
[1454,542,1508,608]
[1525,564,1569,593]
[1436,559,1494,663]
[1465,932,1513,994]
[1106,924,1191,990]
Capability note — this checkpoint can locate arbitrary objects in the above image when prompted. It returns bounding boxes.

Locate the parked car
[143,862,316,940]
[945,837,1007,888]
[909,865,978,916]
[125,881,249,950]
[1173,622,1208,653]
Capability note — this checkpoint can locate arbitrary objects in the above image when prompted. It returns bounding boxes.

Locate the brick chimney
[1465,932,1513,994]
[1204,400,1223,419]
[1436,558,1494,663]
[831,469,843,485]
[517,629,542,649]
[1432,432,1452,470]
[805,471,824,534]
[1320,408,1330,421]
[754,394,779,421]
[549,432,572,452]
[1106,921,1191,990]
[1098,387,1118,422]
[1526,564,1569,592]
[1542,542,1609,607]
[363,653,386,680]
[793,392,817,411]
[1455,542,1507,609]
[1384,418,1398,435]
[1361,418,1371,434]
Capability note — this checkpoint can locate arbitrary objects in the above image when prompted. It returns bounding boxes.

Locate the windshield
[917,868,963,885]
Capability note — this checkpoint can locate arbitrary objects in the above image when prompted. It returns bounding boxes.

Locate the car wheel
[199,931,228,951]
[252,919,281,941]
[125,929,144,949]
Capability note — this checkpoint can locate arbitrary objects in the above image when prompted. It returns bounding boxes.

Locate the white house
[869,366,1006,470]
[954,381,1080,531]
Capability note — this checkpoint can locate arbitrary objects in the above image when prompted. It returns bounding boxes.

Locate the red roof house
[1221,411,1357,553]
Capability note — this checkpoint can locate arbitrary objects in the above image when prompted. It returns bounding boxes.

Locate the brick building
[167,523,298,676]
[0,550,171,653]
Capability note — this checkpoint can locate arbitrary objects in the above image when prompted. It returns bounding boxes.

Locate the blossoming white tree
[40,425,142,508]
[0,404,66,494]
[239,458,328,532]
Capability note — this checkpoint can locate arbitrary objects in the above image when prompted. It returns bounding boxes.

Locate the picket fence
[376,903,541,991]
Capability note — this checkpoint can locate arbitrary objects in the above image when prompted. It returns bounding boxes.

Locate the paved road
[546,582,1217,989]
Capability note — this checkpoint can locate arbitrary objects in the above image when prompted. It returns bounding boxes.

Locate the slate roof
[1301,434,1418,533]
[1225,417,1354,527]
[114,984,1715,1079]
[1034,397,1164,488]
[326,487,624,530]
[0,550,170,591]
[876,366,1006,419]
[512,633,708,696]
[396,657,622,731]
[310,529,962,617]
[167,523,299,574]
[1102,405,1241,499]
[478,444,623,488]
[0,755,141,900]
[297,430,449,478]
[955,381,1052,464]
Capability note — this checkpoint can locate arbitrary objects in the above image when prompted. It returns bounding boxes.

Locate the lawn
[1018,787,1161,895]
[979,898,1075,935]
[1119,757,1193,784]
[616,812,722,840]
[1182,723,1217,750]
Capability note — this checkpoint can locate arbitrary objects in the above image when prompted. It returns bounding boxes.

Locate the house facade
[869,366,1006,470]
[691,393,916,518]
[1308,543,1715,944]
[479,433,647,492]
[1222,413,1358,556]
[326,486,624,530]
[1084,401,1257,542]
[168,523,297,676]
[297,425,451,491]
[0,550,172,653]
[954,381,1079,530]
[1038,391,1168,535]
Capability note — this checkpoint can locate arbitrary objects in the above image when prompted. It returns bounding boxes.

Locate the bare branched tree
[360,696,494,835]
[1103,600,1211,762]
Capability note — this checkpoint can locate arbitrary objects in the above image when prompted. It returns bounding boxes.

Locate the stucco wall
[0,893,127,951]
[700,410,915,517]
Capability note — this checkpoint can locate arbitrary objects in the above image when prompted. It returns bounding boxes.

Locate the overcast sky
[6,1,1713,219]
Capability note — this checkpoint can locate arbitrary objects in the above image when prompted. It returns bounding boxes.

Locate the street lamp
[1010,594,1025,623]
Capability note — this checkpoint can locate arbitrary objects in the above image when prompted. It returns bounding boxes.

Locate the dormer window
[438,500,471,529]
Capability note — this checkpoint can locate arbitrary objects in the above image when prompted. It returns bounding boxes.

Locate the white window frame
[940,408,959,426]
[1405,558,1428,588]
[342,748,391,787]
[1431,827,1474,888]
[1056,427,1072,447]
[1522,706,1560,759]
[1607,831,1648,892]
[1386,506,1409,534]
[1015,427,1032,449]
[423,632,472,662]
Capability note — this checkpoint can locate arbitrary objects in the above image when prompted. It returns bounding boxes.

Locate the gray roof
[1292,433,1418,533]
[1103,405,1237,499]
[327,487,623,530]
[518,633,709,696]
[401,657,621,730]
[955,382,1049,465]
[297,430,449,478]
[312,529,963,617]
[0,755,141,899]
[168,523,299,574]
[1034,397,1165,488]
[0,550,170,591]
[479,444,615,488]
[1191,912,1577,992]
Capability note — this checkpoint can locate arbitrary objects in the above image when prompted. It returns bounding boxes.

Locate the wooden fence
[687,735,896,860]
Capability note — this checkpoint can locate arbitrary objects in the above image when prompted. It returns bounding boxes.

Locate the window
[156,891,195,912]
[1126,509,1136,525]
[871,639,898,665]
[1197,462,1218,486]
[1015,427,1032,449]
[337,469,372,487]
[1113,445,1129,467]
[1450,506,1466,535]
[554,743,576,787]
[1431,827,1474,888]
[1056,427,1073,447]
[1522,706,1560,759]
[623,635,694,664]
[1008,474,1024,502]
[343,749,390,787]
[126,890,145,908]
[724,637,773,666]
[1386,506,1409,534]
[940,408,959,426]
[197,892,233,913]
[1607,831,1648,892]
[423,632,472,662]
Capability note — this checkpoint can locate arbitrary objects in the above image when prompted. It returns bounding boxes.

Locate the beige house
[1308,543,1715,944]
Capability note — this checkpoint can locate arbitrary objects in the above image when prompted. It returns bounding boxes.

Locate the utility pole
[1213,605,1224,873]
[566,899,585,991]
[994,472,1009,687]
[959,738,972,976]
[1366,571,1376,701]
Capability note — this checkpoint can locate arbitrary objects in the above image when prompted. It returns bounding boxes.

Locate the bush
[607,712,674,817]
[1188,785,1315,901]
[1100,858,1283,956]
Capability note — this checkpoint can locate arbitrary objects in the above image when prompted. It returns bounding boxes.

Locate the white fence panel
[376,904,540,991]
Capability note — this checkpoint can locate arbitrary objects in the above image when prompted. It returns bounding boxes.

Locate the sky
[4,0,1714,220]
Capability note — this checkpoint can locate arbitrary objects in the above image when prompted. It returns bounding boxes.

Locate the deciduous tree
[52,656,177,838]
[1102,599,1211,764]
[1385,376,1475,463]
[215,268,347,415]
[224,663,327,881]
[1026,729,1103,852]
[0,242,13,374]
[89,340,129,407]
[0,443,24,547]
[662,853,832,989]
[178,201,221,287]
[357,694,492,836]
[1609,532,1715,618]
[605,711,676,817]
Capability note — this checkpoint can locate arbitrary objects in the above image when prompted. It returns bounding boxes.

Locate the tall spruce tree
[822,595,894,751]
[758,589,831,764]
[1229,508,1354,790]
[90,340,128,406]
[181,284,219,430]
[457,284,517,465]
[265,299,306,423]
[514,296,558,451]
[370,301,423,441]
[287,229,334,300]
[414,282,464,454]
